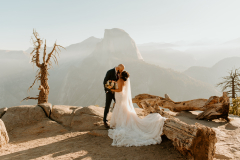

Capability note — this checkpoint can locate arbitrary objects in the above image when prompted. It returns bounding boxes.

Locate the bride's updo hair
[121,71,130,81]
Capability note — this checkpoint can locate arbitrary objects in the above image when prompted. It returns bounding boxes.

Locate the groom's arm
[103,71,111,93]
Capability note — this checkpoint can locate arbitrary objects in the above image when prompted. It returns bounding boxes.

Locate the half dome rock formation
[92,28,143,63]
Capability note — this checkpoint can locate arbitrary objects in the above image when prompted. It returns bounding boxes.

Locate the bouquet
[105,80,118,93]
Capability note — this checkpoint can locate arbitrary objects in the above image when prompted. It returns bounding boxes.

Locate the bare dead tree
[216,68,240,99]
[21,29,65,104]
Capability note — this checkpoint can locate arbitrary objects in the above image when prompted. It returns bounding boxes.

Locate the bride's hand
[107,86,113,89]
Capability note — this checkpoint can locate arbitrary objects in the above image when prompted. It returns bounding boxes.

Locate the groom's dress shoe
[104,122,110,129]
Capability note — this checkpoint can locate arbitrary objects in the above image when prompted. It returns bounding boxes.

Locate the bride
[108,71,166,147]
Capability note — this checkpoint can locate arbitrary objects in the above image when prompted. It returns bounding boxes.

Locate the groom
[103,64,125,128]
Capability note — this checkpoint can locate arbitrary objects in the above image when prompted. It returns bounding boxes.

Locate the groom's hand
[105,88,111,93]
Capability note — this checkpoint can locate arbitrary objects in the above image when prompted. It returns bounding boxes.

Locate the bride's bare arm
[111,79,124,92]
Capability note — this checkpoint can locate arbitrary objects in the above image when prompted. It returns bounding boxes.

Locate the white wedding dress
[108,78,166,147]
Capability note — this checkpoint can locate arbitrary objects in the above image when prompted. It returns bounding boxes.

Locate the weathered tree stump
[21,30,64,104]
[132,92,230,121]
[196,93,230,120]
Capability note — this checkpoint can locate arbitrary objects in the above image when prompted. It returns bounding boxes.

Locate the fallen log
[163,118,216,160]
[147,108,217,160]
[132,92,230,121]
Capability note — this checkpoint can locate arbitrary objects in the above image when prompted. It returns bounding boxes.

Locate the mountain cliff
[91,28,143,63]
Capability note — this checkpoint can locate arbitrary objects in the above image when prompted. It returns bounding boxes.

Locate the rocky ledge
[0,104,144,149]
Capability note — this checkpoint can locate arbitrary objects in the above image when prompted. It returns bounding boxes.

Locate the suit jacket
[103,68,118,93]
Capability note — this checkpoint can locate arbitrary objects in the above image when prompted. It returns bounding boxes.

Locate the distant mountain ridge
[63,36,101,56]
[137,42,178,48]
[137,37,240,71]
[223,37,240,45]
[137,45,196,71]
[25,36,102,59]
[0,50,31,78]
[184,57,240,86]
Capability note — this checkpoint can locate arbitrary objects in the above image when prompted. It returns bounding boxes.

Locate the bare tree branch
[21,96,38,103]
[216,68,240,98]
[43,39,47,63]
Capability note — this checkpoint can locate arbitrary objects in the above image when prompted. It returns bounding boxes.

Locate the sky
[1,0,240,50]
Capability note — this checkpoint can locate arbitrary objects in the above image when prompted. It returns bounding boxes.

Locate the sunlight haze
[1,0,240,50]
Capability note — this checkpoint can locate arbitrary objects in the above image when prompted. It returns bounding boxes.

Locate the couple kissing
[103,64,166,147]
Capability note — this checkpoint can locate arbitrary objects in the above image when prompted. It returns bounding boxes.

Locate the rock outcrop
[1,105,114,134]
[38,103,52,117]
[1,105,68,141]
[9,118,68,139]
[50,105,109,131]
[0,119,9,148]
[50,105,81,127]
[0,104,142,140]
[1,105,46,133]
[71,105,107,131]
[0,108,7,118]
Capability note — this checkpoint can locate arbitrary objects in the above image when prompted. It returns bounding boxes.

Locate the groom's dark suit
[103,68,119,123]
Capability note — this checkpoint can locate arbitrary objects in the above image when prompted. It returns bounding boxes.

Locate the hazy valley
[1,28,240,108]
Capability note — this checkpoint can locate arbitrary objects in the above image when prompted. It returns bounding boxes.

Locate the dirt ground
[0,130,186,160]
